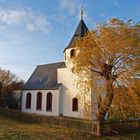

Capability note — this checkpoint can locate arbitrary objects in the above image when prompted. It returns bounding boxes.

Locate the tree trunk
[96,79,114,124]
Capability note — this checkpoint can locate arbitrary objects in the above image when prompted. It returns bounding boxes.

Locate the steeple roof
[64,19,89,52]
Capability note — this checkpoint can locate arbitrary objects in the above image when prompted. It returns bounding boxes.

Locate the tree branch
[91,68,103,75]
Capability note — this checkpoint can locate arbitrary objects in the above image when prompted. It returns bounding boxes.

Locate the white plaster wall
[22,89,60,116]
[64,48,75,69]
[57,67,84,118]
[90,78,106,120]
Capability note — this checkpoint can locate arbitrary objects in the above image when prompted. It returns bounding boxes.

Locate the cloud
[58,0,87,17]
[0,9,26,25]
[58,0,92,25]
[0,8,50,33]
[26,16,50,32]
[58,0,78,15]
[112,0,121,9]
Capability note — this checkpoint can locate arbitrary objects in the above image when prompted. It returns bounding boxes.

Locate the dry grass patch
[0,115,140,140]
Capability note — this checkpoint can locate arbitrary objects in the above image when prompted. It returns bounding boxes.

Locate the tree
[72,18,140,123]
[0,68,24,106]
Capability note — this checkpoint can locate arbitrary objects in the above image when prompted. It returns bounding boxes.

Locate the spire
[80,6,83,20]
[64,10,89,52]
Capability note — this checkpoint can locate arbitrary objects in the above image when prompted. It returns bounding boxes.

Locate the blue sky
[0,0,140,81]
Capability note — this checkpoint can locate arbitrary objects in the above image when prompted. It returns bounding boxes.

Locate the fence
[102,119,140,135]
[0,108,139,136]
[0,108,101,136]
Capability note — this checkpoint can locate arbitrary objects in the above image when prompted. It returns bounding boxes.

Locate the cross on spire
[80,6,83,20]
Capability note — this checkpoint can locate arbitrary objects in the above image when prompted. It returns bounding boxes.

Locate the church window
[70,49,75,58]
[72,97,78,111]
[36,92,42,110]
[26,93,31,109]
[46,92,52,111]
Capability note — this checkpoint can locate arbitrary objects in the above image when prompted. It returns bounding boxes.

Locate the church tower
[64,9,89,68]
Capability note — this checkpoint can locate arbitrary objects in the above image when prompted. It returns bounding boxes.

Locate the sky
[0,0,140,81]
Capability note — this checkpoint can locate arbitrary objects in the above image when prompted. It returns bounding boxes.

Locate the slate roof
[64,19,89,52]
[23,62,66,90]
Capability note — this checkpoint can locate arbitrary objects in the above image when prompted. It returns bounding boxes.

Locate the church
[21,11,98,120]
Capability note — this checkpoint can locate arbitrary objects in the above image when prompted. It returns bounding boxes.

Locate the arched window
[70,49,75,58]
[26,93,31,109]
[72,97,78,111]
[36,92,42,110]
[46,92,52,111]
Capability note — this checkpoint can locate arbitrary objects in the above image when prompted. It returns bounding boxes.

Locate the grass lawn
[0,116,140,140]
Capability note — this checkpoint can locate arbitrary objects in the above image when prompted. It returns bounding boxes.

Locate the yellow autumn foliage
[71,18,140,122]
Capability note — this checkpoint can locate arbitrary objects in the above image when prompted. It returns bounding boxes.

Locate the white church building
[22,13,98,120]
